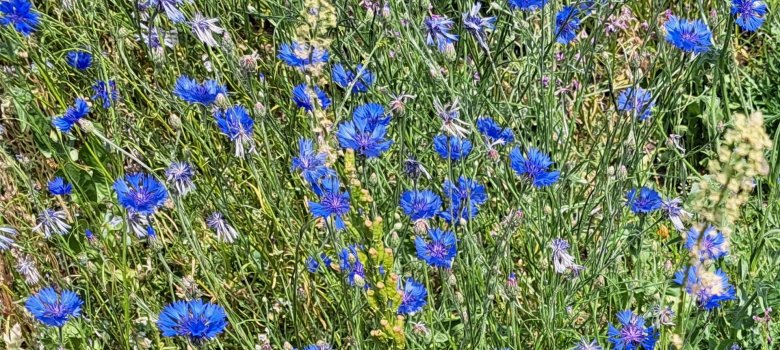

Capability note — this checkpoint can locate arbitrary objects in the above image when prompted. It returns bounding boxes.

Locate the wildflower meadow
[1,0,779,349]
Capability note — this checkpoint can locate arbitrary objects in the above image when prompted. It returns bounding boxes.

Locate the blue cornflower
[308,177,350,230]
[433,135,472,161]
[509,147,561,188]
[353,103,391,129]
[685,226,728,261]
[174,75,227,106]
[277,41,329,69]
[400,189,442,221]
[0,0,39,36]
[165,161,196,196]
[397,278,427,315]
[91,79,119,108]
[339,245,367,287]
[731,0,767,32]
[555,6,581,44]
[214,105,255,158]
[66,50,92,70]
[336,107,393,158]
[85,228,97,243]
[332,64,375,93]
[292,84,331,112]
[625,187,662,214]
[415,228,457,268]
[674,266,737,310]
[140,0,188,23]
[607,310,659,350]
[33,208,70,238]
[25,287,83,328]
[113,173,169,215]
[664,16,712,54]
[440,177,488,224]
[508,0,548,11]
[0,226,16,251]
[158,300,228,344]
[306,256,320,273]
[52,98,90,133]
[462,3,496,50]
[424,14,459,54]
[476,117,514,146]
[292,138,335,186]
[48,177,72,196]
[617,87,655,121]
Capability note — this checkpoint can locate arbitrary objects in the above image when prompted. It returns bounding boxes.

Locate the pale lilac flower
[207,212,238,243]
[190,13,223,47]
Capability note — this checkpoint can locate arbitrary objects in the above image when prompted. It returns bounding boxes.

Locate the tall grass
[0,0,778,349]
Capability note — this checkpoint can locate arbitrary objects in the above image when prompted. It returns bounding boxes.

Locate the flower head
[206,212,238,243]
[508,0,548,11]
[462,3,496,50]
[731,0,767,31]
[278,41,329,69]
[332,64,375,93]
[136,24,178,58]
[400,189,442,221]
[607,310,659,350]
[660,198,689,231]
[17,254,40,285]
[550,238,584,275]
[338,245,366,286]
[336,106,393,158]
[397,278,427,314]
[0,226,17,251]
[85,228,97,243]
[353,103,391,129]
[0,0,40,36]
[214,105,255,158]
[174,75,227,106]
[433,135,472,161]
[52,98,90,133]
[476,117,514,146]
[424,14,459,54]
[674,266,737,310]
[574,338,602,350]
[292,138,335,186]
[510,147,560,188]
[33,209,70,237]
[415,228,457,268]
[403,155,431,180]
[140,0,188,23]
[308,177,350,230]
[66,50,92,70]
[190,13,223,47]
[440,177,487,224]
[626,187,662,214]
[158,300,228,344]
[292,84,331,112]
[555,6,581,44]
[113,173,169,215]
[92,79,119,108]
[165,161,196,196]
[434,98,470,138]
[685,226,728,262]
[664,16,712,54]
[306,256,321,273]
[48,177,72,196]
[25,287,83,328]
[617,87,654,121]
